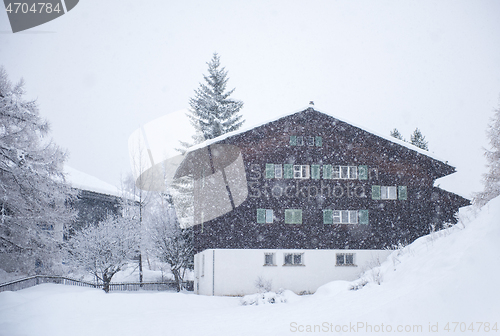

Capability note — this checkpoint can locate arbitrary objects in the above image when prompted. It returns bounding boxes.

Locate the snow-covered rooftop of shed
[187,105,453,167]
[64,166,125,198]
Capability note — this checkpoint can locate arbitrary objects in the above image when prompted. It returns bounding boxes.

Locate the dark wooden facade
[186,108,469,254]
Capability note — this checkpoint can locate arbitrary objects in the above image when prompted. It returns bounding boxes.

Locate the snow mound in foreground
[305,197,500,329]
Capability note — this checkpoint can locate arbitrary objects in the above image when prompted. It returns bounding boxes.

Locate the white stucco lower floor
[194,249,392,296]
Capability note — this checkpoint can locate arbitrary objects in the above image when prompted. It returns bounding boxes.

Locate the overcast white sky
[1,0,499,198]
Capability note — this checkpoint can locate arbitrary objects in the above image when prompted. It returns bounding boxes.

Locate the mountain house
[174,107,469,296]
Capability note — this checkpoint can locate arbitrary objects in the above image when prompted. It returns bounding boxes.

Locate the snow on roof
[64,166,124,198]
[187,105,454,167]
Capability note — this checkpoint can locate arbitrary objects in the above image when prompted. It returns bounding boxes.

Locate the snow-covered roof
[187,106,453,167]
[64,166,124,198]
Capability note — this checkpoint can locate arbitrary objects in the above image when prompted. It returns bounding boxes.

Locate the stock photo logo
[3,0,79,33]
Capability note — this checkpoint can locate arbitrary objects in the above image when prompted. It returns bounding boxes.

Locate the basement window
[264,253,276,266]
[284,253,304,266]
[336,253,355,266]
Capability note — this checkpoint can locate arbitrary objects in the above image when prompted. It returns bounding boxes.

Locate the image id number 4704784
[443,322,498,333]
[6,2,62,14]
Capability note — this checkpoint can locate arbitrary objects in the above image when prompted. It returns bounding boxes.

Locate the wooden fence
[0,275,193,293]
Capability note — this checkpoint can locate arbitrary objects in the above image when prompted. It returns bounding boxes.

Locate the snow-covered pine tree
[410,128,429,151]
[187,53,244,143]
[390,128,405,141]
[0,66,76,274]
[474,99,500,207]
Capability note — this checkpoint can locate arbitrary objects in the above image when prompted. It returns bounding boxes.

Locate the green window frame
[315,136,322,147]
[285,209,302,224]
[265,163,275,179]
[290,136,297,146]
[372,185,381,200]
[311,164,321,180]
[398,186,407,200]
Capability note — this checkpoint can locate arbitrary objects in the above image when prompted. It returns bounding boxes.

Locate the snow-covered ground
[1,198,499,336]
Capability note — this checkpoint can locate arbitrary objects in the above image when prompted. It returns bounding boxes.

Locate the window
[373,185,407,200]
[284,253,304,266]
[293,165,310,179]
[381,186,397,200]
[264,253,275,266]
[285,209,302,224]
[274,164,283,178]
[257,209,273,223]
[296,136,304,146]
[331,165,357,179]
[336,253,355,266]
[324,210,367,224]
[265,164,282,179]
[290,135,322,147]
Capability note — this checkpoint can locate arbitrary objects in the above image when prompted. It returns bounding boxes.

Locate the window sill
[263,264,277,267]
[335,264,358,267]
[282,264,305,267]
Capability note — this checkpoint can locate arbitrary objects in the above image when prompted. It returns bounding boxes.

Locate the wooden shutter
[358,165,368,180]
[323,210,333,224]
[257,209,266,223]
[265,209,273,223]
[284,164,293,179]
[265,164,275,178]
[311,165,320,179]
[398,186,407,200]
[290,136,297,146]
[323,164,332,179]
[359,210,369,224]
[294,210,302,224]
[315,136,322,147]
[372,185,381,200]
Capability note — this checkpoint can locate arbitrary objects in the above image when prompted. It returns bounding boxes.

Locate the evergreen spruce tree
[410,128,429,151]
[390,128,405,141]
[187,53,244,144]
[474,99,500,207]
